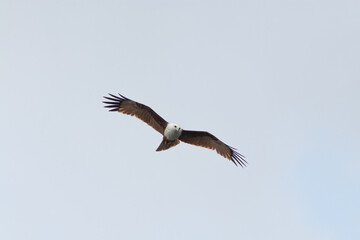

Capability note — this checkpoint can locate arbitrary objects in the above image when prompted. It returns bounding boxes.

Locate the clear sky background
[1,0,359,239]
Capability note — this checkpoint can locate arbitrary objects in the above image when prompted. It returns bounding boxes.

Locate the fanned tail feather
[156,138,180,151]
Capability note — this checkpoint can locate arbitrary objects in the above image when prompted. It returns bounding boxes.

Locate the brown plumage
[156,138,180,152]
[103,94,167,135]
[103,93,247,167]
[178,130,246,167]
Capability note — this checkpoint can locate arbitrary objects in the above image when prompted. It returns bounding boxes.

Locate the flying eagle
[103,93,246,167]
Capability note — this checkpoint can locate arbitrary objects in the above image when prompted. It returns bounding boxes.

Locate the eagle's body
[103,93,246,167]
[156,123,182,152]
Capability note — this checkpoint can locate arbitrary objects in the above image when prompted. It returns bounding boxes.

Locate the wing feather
[179,130,247,167]
[103,93,168,135]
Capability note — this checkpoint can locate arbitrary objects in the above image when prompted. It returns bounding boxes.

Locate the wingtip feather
[228,146,247,167]
[103,93,129,111]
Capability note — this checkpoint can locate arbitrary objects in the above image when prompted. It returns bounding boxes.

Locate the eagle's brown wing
[103,93,168,135]
[179,130,246,167]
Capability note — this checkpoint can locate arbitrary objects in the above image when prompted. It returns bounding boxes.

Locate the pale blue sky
[1,0,359,239]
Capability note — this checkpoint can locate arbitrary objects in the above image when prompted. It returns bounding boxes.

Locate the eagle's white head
[164,123,182,140]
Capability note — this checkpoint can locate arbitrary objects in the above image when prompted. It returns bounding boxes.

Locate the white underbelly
[164,124,182,140]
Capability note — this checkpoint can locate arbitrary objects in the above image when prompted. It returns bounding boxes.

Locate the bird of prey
[103,93,246,167]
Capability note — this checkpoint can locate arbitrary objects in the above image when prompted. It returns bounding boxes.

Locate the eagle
[103,93,247,167]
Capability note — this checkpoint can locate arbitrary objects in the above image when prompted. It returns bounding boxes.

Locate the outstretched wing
[179,130,247,167]
[103,93,168,135]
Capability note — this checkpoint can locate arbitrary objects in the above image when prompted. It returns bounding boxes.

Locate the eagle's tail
[156,138,180,151]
